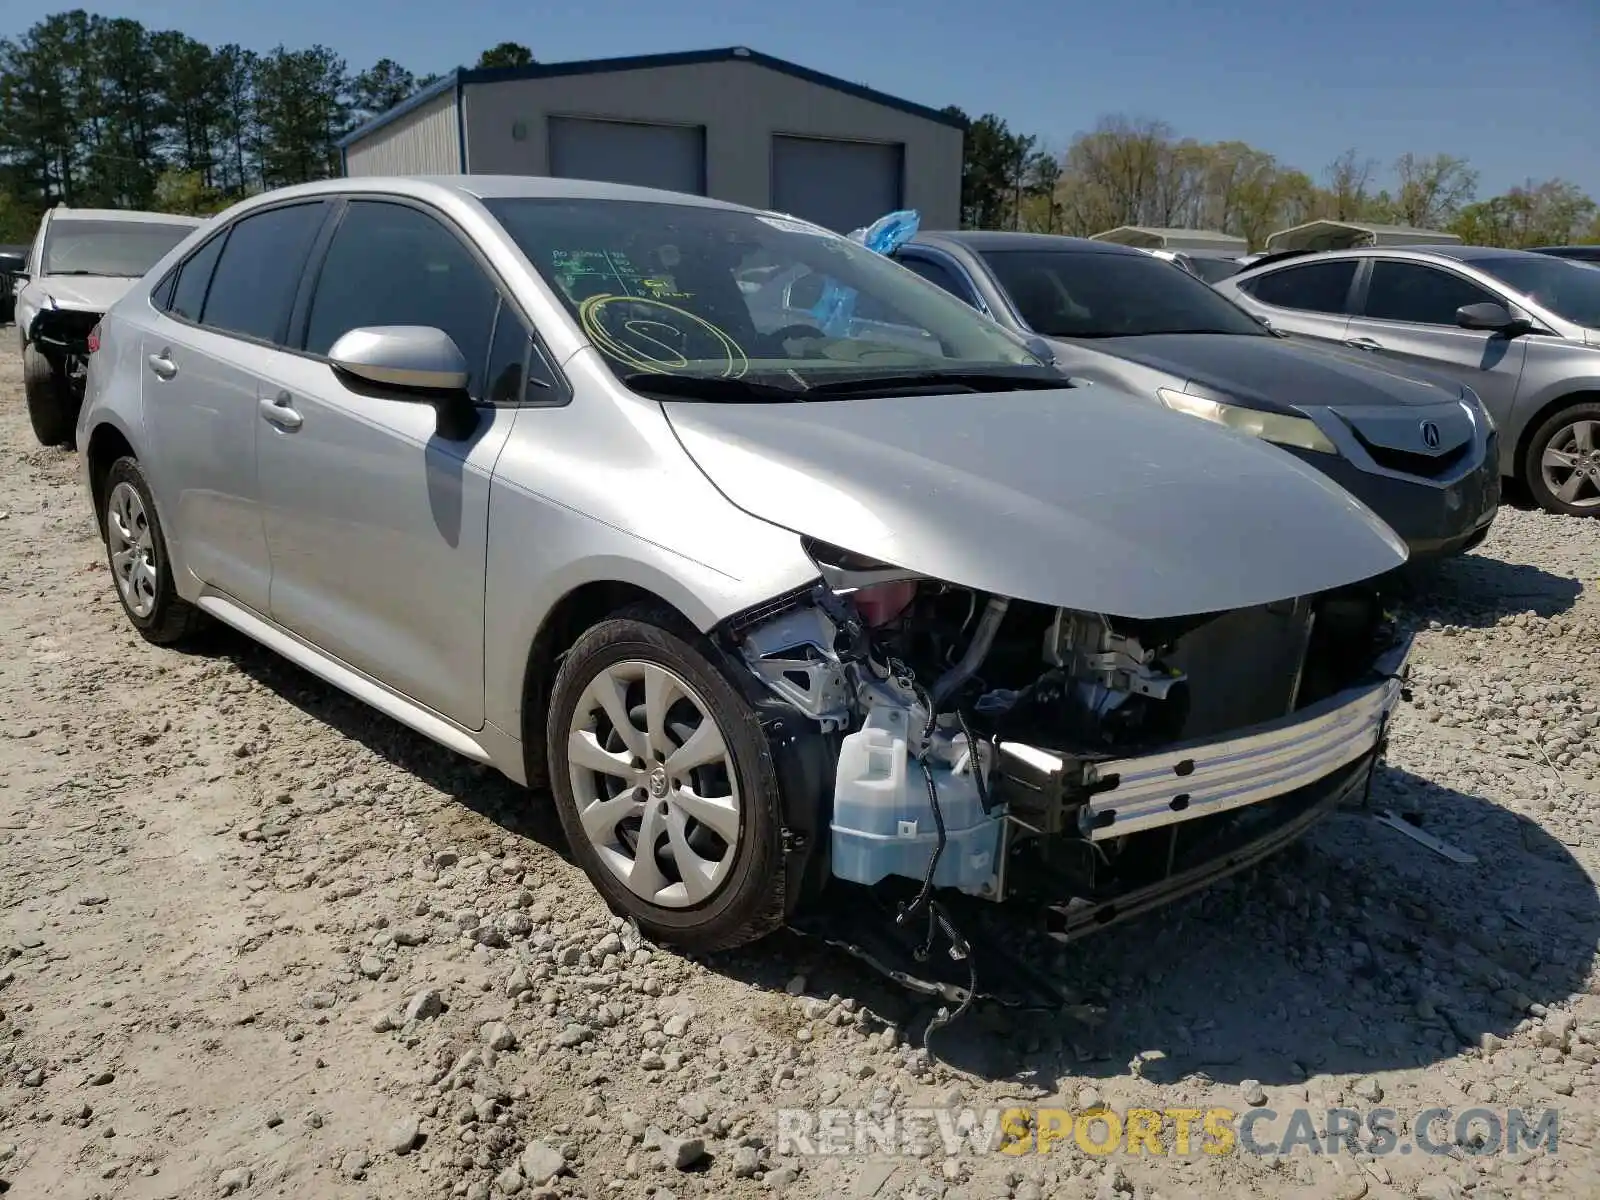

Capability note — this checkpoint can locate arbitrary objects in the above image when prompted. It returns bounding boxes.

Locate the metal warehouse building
[336,46,964,233]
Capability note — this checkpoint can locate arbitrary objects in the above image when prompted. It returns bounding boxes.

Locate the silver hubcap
[566,660,740,909]
[1541,419,1600,510]
[106,482,158,618]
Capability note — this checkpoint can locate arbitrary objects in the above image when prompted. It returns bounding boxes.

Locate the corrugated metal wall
[345,91,460,176]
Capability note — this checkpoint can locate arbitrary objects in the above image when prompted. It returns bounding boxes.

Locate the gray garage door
[771,136,904,233]
[547,116,706,195]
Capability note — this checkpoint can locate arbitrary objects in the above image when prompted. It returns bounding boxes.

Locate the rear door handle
[1344,337,1384,352]
[259,391,303,430]
[147,351,177,380]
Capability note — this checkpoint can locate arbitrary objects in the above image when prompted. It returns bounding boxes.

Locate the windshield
[483,198,1048,392]
[980,248,1268,338]
[42,219,197,277]
[1469,255,1600,328]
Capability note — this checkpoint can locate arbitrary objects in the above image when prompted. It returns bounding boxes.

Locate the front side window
[1362,261,1496,325]
[303,201,498,399]
[202,202,328,344]
[482,198,1045,394]
[1467,255,1600,328]
[978,249,1268,338]
[42,219,196,277]
[1242,259,1359,314]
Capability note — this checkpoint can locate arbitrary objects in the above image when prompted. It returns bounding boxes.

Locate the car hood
[662,385,1408,619]
[24,274,136,313]
[1059,333,1464,413]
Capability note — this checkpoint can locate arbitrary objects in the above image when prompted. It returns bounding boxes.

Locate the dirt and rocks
[3,339,1600,1200]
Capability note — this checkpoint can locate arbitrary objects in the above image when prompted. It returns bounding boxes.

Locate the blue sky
[8,0,1597,199]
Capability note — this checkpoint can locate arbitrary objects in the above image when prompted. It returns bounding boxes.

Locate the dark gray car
[890,231,1501,559]
[1218,245,1600,517]
[1530,246,1600,265]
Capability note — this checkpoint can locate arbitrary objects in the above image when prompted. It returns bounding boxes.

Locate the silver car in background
[77,176,1410,955]
[14,206,205,447]
[1220,245,1600,516]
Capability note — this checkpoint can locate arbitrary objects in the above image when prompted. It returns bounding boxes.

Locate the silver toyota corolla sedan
[76,176,1412,955]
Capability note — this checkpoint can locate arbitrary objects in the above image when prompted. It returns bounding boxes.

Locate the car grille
[1360,438,1472,479]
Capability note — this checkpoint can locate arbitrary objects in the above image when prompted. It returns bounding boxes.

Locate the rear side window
[302,201,498,400]
[201,203,328,343]
[1362,261,1497,325]
[1242,259,1358,314]
[167,233,227,323]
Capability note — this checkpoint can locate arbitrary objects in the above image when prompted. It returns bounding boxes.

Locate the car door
[140,201,331,613]
[1340,258,1528,425]
[1231,257,1360,344]
[253,197,528,730]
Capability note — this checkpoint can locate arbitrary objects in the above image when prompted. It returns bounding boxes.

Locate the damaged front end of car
[28,301,102,393]
[717,535,1410,954]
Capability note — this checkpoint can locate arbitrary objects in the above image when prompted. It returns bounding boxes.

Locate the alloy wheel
[1541,419,1600,510]
[106,481,158,618]
[565,660,741,908]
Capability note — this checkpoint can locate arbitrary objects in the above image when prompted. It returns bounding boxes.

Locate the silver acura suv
[1219,245,1600,516]
[77,176,1412,955]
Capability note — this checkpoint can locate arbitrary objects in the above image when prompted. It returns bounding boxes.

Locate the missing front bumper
[997,632,1409,844]
[1040,750,1373,942]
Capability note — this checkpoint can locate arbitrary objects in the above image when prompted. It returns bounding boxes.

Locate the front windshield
[42,219,196,277]
[980,248,1268,338]
[483,198,1046,388]
[1469,255,1600,328]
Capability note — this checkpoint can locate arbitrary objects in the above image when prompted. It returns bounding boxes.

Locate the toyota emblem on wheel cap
[1420,420,1441,449]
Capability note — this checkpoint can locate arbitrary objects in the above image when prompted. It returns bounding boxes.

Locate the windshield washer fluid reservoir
[830,702,1002,895]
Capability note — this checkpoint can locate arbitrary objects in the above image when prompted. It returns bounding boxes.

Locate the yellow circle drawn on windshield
[578,293,748,378]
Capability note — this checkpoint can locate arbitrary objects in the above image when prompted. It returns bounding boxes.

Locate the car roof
[208,174,760,222]
[46,207,206,226]
[911,230,1146,256]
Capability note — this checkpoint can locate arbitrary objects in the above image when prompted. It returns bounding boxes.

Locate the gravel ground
[3,340,1600,1200]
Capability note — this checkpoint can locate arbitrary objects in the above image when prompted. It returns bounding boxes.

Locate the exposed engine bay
[722,536,1408,948]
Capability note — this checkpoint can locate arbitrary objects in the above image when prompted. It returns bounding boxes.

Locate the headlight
[1461,387,1495,433]
[1156,388,1338,455]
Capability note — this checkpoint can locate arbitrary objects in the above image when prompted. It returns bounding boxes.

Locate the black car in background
[1530,246,1600,265]
[0,245,24,326]
[888,230,1501,560]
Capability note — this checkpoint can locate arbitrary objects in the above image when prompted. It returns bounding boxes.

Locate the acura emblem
[1420,420,1441,449]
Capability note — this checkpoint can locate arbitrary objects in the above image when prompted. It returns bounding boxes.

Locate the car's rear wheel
[1525,402,1600,517]
[102,457,200,645]
[23,343,75,448]
[546,606,786,952]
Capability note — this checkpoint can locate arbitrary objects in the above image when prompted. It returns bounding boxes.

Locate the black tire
[23,343,75,448]
[101,457,201,645]
[1524,401,1600,517]
[546,605,786,953]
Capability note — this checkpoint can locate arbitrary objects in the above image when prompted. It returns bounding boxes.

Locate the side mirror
[1456,301,1530,336]
[328,325,478,439]
[1023,334,1058,366]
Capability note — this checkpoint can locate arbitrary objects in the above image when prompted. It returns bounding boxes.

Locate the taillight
[86,323,101,353]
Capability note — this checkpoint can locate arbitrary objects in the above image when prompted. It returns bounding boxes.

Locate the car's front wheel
[546,607,787,952]
[1525,402,1600,517]
[23,343,75,447]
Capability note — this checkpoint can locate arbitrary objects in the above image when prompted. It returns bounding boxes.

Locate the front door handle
[259,391,303,430]
[1344,336,1384,352]
[147,351,177,380]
